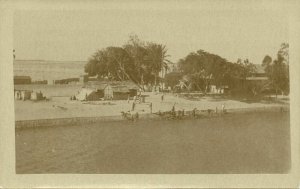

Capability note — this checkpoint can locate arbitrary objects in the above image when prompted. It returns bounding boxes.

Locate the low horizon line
[14,59,88,62]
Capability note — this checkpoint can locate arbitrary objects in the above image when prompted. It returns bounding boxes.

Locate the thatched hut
[76,81,139,101]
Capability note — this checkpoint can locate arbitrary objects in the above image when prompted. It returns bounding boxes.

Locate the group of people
[70,95,77,100]
[125,91,228,120]
[121,111,139,121]
[14,90,45,101]
[214,104,226,114]
[168,103,227,118]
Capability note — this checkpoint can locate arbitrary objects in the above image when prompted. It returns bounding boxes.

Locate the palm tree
[262,55,272,68]
[145,43,172,86]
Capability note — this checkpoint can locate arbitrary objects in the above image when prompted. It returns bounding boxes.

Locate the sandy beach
[14,85,289,122]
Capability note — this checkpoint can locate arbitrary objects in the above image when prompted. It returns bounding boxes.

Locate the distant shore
[15,105,289,129]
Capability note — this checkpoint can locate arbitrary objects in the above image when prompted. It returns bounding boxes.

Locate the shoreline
[15,105,289,129]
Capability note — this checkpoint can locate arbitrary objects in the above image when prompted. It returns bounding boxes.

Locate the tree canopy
[84,47,135,81]
[262,43,289,95]
[84,35,289,96]
[177,50,256,92]
[84,35,171,88]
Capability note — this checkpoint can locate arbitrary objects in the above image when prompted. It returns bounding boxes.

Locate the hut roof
[112,86,130,93]
[84,81,108,90]
[76,88,95,100]
[85,80,139,90]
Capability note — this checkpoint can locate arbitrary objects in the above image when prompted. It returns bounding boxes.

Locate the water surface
[16,111,290,174]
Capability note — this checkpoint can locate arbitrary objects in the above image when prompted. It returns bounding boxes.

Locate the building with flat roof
[14,76,31,85]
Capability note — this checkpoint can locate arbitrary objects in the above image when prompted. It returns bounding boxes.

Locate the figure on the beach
[135,112,139,120]
[121,111,137,121]
[207,109,213,115]
[149,102,152,113]
[192,108,197,117]
[158,110,162,115]
[161,94,164,102]
[171,103,176,116]
[177,110,182,119]
[222,103,225,113]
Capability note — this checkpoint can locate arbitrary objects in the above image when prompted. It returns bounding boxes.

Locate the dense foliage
[177,50,256,92]
[262,43,289,95]
[164,72,183,89]
[84,35,171,88]
[85,35,289,96]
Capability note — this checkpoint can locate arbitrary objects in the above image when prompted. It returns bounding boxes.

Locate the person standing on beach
[222,103,225,113]
[135,112,139,120]
[192,108,196,117]
[171,103,176,116]
[161,94,164,102]
[150,102,152,113]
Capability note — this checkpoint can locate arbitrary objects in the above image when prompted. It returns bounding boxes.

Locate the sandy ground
[14,87,288,121]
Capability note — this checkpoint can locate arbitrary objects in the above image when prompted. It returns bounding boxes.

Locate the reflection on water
[15,111,290,174]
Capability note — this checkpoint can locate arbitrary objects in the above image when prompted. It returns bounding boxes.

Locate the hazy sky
[14,8,288,64]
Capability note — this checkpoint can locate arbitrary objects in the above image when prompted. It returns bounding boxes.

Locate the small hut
[31,91,45,101]
[20,90,31,100]
[76,88,104,101]
[111,81,139,100]
[104,84,113,100]
[31,92,37,100]
[112,86,130,100]
[14,90,22,100]
[14,76,31,85]
[76,80,139,101]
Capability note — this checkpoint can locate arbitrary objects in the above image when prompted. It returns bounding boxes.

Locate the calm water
[15,111,290,174]
[14,60,86,81]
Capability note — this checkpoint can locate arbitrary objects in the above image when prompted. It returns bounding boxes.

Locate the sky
[13,8,288,64]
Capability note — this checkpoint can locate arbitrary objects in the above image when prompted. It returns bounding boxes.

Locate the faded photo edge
[1,0,300,188]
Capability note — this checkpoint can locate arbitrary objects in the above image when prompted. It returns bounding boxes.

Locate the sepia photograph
[1,0,300,188]
[13,6,291,174]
